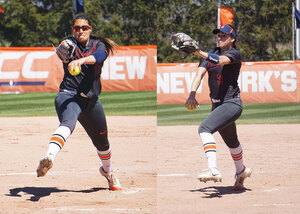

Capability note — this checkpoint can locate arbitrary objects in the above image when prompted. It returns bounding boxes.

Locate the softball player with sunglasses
[36,14,121,190]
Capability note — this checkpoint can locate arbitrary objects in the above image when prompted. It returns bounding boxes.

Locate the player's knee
[60,123,75,133]
[92,133,109,151]
[198,124,212,135]
[226,140,240,149]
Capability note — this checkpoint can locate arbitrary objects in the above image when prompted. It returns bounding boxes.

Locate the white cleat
[36,156,53,177]
[99,166,122,190]
[198,168,222,183]
[234,167,252,190]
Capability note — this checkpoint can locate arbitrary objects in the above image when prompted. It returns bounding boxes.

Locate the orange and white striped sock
[97,149,112,173]
[200,132,217,169]
[46,126,71,160]
[229,144,244,174]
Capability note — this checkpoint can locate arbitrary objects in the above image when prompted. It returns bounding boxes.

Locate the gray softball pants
[198,97,243,148]
[54,91,109,151]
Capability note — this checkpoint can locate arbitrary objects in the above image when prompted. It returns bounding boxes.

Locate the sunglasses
[73,25,91,32]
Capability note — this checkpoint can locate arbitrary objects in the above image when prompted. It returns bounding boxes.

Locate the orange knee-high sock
[46,126,71,159]
[229,144,245,174]
[200,132,217,169]
[97,149,112,173]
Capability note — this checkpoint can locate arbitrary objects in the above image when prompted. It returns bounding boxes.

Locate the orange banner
[0,46,157,93]
[219,7,234,26]
[101,46,156,91]
[0,2,4,13]
[157,61,300,104]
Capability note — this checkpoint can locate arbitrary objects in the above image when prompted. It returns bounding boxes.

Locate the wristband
[207,53,219,64]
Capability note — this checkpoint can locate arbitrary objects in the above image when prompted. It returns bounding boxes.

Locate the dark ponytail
[90,35,117,55]
[72,14,117,55]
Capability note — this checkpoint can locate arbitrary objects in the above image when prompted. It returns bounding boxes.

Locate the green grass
[100,91,156,115]
[0,91,156,117]
[158,103,300,126]
[1,92,299,124]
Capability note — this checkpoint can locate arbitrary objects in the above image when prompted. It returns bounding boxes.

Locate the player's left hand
[185,91,199,111]
[56,38,76,63]
[171,33,200,58]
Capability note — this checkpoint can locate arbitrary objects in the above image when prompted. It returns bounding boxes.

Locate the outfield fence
[1,46,299,104]
[157,61,300,104]
[0,46,157,93]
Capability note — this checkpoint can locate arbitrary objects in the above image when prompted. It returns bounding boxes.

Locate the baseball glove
[56,38,76,63]
[171,33,200,58]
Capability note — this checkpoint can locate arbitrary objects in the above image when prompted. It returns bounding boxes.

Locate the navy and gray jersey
[199,47,242,101]
[59,37,108,99]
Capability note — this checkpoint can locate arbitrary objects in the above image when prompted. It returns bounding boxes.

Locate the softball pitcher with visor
[172,25,251,190]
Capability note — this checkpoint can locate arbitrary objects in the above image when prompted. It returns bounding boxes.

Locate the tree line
[0,0,295,62]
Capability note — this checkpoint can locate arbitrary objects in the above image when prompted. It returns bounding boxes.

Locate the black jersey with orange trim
[59,37,107,99]
[199,47,242,101]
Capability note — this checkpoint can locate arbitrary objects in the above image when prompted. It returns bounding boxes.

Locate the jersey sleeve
[91,41,108,64]
[223,48,242,64]
[95,41,107,52]
[198,58,209,68]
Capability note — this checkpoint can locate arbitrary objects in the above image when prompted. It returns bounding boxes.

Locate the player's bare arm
[185,67,207,110]
[68,55,96,68]
[190,67,207,92]
[68,49,107,69]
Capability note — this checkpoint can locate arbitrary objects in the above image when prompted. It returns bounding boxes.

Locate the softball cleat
[233,167,252,190]
[36,156,53,177]
[99,166,122,190]
[198,168,222,183]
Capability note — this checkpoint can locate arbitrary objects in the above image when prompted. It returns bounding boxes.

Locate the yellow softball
[69,65,81,76]
[187,104,195,111]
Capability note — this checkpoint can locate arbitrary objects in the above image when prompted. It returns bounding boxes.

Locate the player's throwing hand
[185,91,199,111]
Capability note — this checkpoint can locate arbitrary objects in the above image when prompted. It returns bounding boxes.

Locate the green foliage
[232,0,294,61]
[157,0,218,63]
[84,0,157,46]
[157,103,300,126]
[0,91,156,116]
[0,0,156,47]
[0,0,295,60]
[0,0,73,46]
[157,0,295,62]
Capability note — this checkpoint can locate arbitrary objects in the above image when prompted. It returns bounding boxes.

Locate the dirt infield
[0,117,299,213]
[157,124,300,214]
[0,116,156,214]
